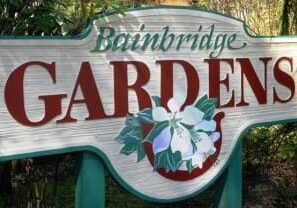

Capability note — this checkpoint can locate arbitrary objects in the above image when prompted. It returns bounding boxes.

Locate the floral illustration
[116,94,221,173]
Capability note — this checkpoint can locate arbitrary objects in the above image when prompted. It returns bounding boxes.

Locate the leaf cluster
[116,108,154,162]
[0,0,134,36]
[244,124,297,165]
[0,0,68,36]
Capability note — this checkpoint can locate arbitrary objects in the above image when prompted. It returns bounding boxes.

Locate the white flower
[151,94,221,170]
[190,124,220,169]
[191,132,217,168]
[152,95,204,158]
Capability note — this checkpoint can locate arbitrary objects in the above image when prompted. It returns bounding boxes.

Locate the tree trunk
[134,0,143,7]
[280,0,290,35]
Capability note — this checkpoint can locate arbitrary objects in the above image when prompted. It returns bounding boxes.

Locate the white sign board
[1,8,297,201]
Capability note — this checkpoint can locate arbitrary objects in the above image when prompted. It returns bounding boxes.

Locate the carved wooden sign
[1,8,297,201]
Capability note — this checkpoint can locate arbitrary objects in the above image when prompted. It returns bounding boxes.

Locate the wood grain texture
[0,8,297,200]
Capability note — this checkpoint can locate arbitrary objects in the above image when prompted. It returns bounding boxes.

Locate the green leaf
[145,121,169,142]
[203,100,217,120]
[126,115,140,127]
[195,95,218,120]
[191,139,197,153]
[152,96,161,107]
[110,5,126,16]
[186,160,194,173]
[154,149,183,172]
[137,108,154,124]
[116,127,133,143]
[9,0,21,7]
[195,95,208,109]
[120,138,138,155]
[154,150,167,170]
[136,143,146,162]
[116,127,140,143]
[167,151,183,172]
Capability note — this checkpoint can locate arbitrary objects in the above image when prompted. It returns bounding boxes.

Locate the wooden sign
[1,7,297,201]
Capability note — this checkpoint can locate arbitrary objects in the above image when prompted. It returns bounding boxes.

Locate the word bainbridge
[92,24,247,57]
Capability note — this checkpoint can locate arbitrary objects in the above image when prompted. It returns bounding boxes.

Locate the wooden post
[215,140,243,208]
[75,152,105,208]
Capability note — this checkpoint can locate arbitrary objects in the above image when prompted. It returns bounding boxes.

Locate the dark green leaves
[116,126,139,144]
[9,0,22,7]
[116,114,146,162]
[152,96,161,107]
[191,139,198,154]
[120,137,138,155]
[136,143,146,162]
[0,0,68,36]
[126,115,140,127]
[186,160,194,173]
[145,121,169,142]
[119,135,146,162]
[137,108,154,124]
[195,95,218,120]
[117,125,142,156]
[116,95,166,163]
[154,149,183,172]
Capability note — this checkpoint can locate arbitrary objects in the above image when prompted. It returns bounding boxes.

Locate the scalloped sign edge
[1,6,297,203]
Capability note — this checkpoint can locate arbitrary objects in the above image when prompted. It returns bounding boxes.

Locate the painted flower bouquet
[116,95,221,173]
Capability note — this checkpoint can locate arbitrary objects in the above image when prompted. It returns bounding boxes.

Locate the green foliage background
[0,0,296,207]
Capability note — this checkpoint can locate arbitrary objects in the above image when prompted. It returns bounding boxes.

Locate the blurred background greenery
[0,0,296,207]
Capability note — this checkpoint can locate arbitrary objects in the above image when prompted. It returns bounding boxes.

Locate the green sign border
[0,6,296,203]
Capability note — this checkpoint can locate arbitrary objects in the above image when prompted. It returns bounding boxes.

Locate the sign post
[75,151,105,208]
[215,140,242,208]
[1,7,297,207]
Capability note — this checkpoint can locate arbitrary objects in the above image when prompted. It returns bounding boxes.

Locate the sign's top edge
[0,6,296,43]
